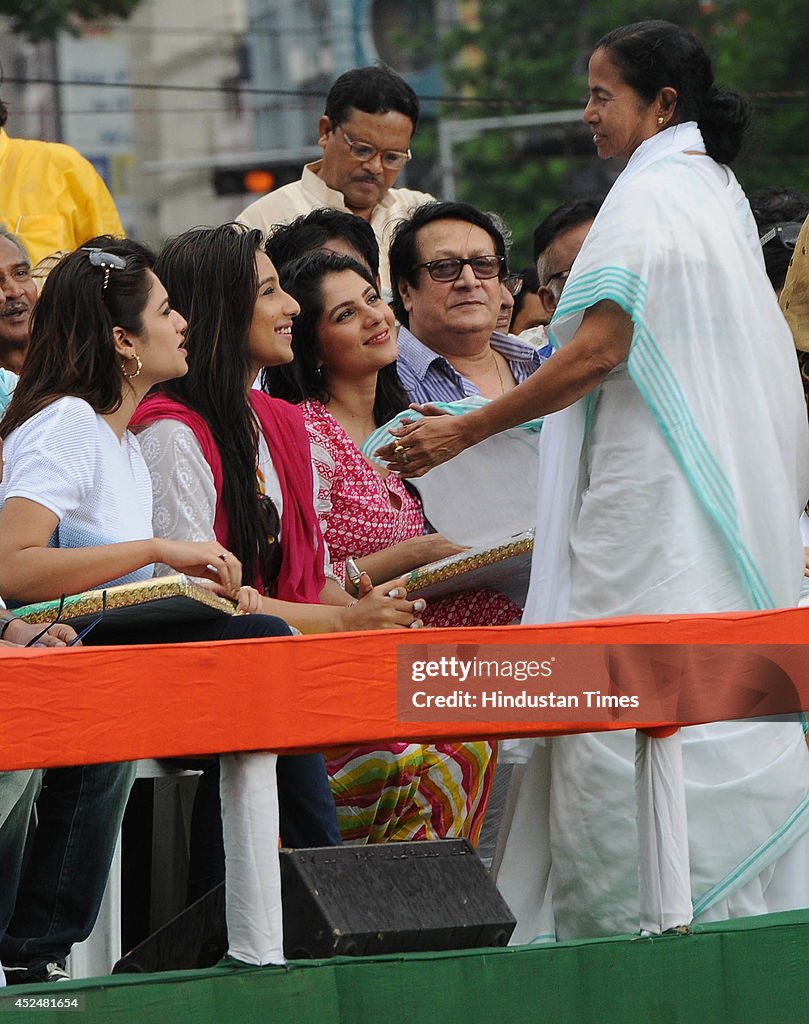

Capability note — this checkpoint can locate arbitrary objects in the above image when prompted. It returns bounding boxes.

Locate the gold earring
[122,354,142,379]
[657,116,665,125]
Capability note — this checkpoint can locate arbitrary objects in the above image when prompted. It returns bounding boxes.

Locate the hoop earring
[122,354,142,380]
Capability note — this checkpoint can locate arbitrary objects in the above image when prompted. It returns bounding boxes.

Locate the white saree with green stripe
[497,123,809,942]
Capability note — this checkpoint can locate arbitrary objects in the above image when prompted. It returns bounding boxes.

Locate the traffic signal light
[213,161,301,197]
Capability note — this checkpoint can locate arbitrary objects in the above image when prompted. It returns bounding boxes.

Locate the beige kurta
[237,159,433,293]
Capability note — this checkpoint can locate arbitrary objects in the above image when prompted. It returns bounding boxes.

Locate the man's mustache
[0,302,30,318]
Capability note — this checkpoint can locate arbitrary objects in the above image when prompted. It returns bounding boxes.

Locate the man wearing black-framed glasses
[390,201,544,405]
[239,66,434,293]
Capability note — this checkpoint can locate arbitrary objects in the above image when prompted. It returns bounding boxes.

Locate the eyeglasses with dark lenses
[759,222,803,252]
[503,274,524,297]
[416,255,506,283]
[337,127,411,171]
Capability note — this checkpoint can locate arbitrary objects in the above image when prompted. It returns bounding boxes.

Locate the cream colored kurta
[237,159,433,293]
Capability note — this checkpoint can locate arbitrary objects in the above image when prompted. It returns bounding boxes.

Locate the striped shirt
[396,326,549,405]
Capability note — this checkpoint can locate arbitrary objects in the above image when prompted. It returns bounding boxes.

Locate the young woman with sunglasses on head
[263,250,521,846]
[0,238,295,971]
[0,239,245,599]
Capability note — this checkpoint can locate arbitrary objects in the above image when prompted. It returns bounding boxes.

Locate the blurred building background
[3,1,808,266]
[0,0,450,246]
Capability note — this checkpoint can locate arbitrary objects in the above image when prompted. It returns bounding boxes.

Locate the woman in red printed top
[264,250,521,845]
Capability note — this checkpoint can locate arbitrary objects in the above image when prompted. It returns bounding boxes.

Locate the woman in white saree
[381,20,809,940]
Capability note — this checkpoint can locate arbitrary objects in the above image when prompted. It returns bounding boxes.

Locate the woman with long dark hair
[0,237,294,970]
[130,226,426,892]
[133,224,422,632]
[264,250,520,844]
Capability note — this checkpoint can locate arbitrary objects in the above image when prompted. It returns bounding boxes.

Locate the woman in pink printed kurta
[304,399,519,629]
[264,251,520,844]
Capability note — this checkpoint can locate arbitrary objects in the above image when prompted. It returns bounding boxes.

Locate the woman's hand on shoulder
[342,573,425,631]
[155,539,243,598]
[375,406,478,478]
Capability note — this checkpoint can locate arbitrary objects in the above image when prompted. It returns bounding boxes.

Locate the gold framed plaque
[405,531,534,606]
[14,575,236,633]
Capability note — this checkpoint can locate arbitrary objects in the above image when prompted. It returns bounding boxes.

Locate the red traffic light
[213,162,301,197]
[243,169,276,193]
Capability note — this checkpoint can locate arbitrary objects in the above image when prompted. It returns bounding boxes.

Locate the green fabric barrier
[2,910,807,1023]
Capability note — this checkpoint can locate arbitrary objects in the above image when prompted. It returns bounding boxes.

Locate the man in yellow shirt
[0,98,124,265]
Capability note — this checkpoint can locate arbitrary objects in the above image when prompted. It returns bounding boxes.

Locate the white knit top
[0,396,155,586]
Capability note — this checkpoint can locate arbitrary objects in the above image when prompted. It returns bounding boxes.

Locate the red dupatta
[131,392,325,603]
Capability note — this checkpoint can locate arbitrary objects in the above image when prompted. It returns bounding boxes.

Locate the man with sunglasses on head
[0,228,37,379]
[389,202,543,405]
[238,66,433,293]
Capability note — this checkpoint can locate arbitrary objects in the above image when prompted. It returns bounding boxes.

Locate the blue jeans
[0,770,42,935]
[0,612,299,965]
[0,763,136,965]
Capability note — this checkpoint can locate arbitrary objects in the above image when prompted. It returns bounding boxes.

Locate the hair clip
[82,247,127,290]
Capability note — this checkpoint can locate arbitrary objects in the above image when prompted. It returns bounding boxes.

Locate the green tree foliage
[0,0,142,41]
[439,0,809,266]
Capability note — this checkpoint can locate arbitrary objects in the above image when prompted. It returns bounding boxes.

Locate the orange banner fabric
[1,608,808,771]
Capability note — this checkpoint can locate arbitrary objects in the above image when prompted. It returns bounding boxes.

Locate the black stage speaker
[113,882,226,973]
[281,839,515,958]
[113,839,515,972]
